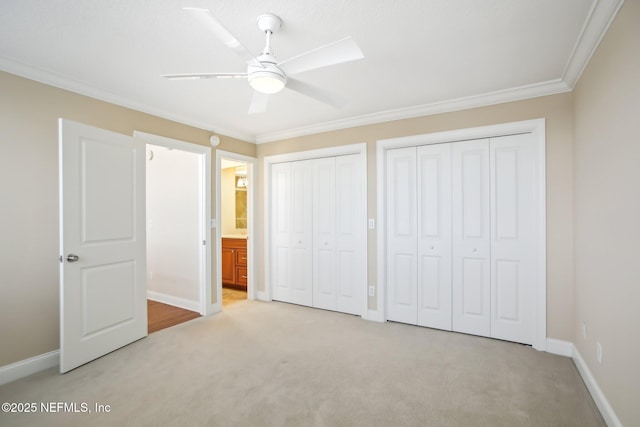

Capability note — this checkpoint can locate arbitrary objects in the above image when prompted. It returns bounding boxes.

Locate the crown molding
[255,79,570,144]
[0,55,256,143]
[561,0,624,88]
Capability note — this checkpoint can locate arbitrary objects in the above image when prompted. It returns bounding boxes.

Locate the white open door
[59,119,147,373]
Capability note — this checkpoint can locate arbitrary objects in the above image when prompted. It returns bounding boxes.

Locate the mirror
[235,174,247,229]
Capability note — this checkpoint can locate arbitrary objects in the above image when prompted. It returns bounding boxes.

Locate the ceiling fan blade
[248,91,270,115]
[278,37,364,76]
[287,78,347,108]
[183,7,260,66]
[162,73,247,80]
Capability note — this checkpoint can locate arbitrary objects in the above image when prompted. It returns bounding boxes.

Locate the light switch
[368,218,375,229]
[210,218,217,228]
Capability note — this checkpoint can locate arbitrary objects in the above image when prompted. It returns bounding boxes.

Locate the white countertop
[222,234,248,239]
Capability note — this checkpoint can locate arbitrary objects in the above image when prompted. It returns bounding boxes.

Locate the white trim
[0,350,59,386]
[264,144,366,164]
[147,291,200,313]
[375,141,387,323]
[215,150,259,310]
[256,80,569,144]
[573,345,623,427]
[561,0,625,88]
[375,119,547,350]
[546,338,573,357]
[532,122,547,352]
[263,143,368,315]
[133,131,213,316]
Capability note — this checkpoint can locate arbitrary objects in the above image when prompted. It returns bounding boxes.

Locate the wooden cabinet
[222,238,247,290]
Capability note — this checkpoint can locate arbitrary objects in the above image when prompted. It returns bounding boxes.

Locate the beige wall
[0,71,255,366]
[0,72,576,366]
[573,1,639,425]
[257,92,575,341]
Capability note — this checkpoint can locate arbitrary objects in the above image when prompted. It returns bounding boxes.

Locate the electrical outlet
[596,342,602,364]
[368,286,375,297]
[582,321,587,339]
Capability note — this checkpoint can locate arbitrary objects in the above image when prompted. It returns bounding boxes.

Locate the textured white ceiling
[0,0,623,143]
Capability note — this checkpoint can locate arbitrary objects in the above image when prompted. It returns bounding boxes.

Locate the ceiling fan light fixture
[247,64,287,94]
[249,75,285,94]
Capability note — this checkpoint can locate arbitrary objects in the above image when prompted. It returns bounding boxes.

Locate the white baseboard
[572,345,623,427]
[546,338,573,357]
[147,290,199,312]
[0,350,59,386]
[256,290,270,301]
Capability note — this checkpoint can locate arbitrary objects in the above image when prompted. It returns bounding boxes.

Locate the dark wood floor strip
[147,300,201,334]
[147,288,247,334]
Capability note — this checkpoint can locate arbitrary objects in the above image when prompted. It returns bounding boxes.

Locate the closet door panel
[335,154,363,315]
[452,139,491,337]
[271,162,292,303]
[386,147,418,324]
[313,157,337,311]
[416,144,452,330]
[490,134,536,344]
[290,160,313,307]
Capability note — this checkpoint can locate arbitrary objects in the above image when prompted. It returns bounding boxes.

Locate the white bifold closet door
[386,144,452,329]
[386,147,418,324]
[489,134,536,344]
[271,160,313,307]
[451,139,491,337]
[313,155,362,315]
[386,134,537,345]
[271,155,363,315]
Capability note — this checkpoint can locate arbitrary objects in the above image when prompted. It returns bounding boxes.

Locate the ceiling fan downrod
[256,14,282,61]
[248,13,286,94]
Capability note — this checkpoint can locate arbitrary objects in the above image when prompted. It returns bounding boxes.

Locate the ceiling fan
[162,8,364,114]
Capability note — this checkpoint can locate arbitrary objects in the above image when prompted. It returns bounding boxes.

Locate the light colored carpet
[0,301,604,427]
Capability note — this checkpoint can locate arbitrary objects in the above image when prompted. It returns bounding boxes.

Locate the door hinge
[202,240,206,246]
[59,255,63,263]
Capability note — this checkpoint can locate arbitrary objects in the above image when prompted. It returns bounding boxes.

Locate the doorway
[135,131,213,328]
[216,151,257,309]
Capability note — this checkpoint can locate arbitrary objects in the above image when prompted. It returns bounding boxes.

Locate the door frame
[215,150,258,310]
[375,119,547,350]
[263,143,368,317]
[133,131,213,316]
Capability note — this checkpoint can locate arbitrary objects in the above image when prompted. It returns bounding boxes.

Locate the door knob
[66,254,80,262]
